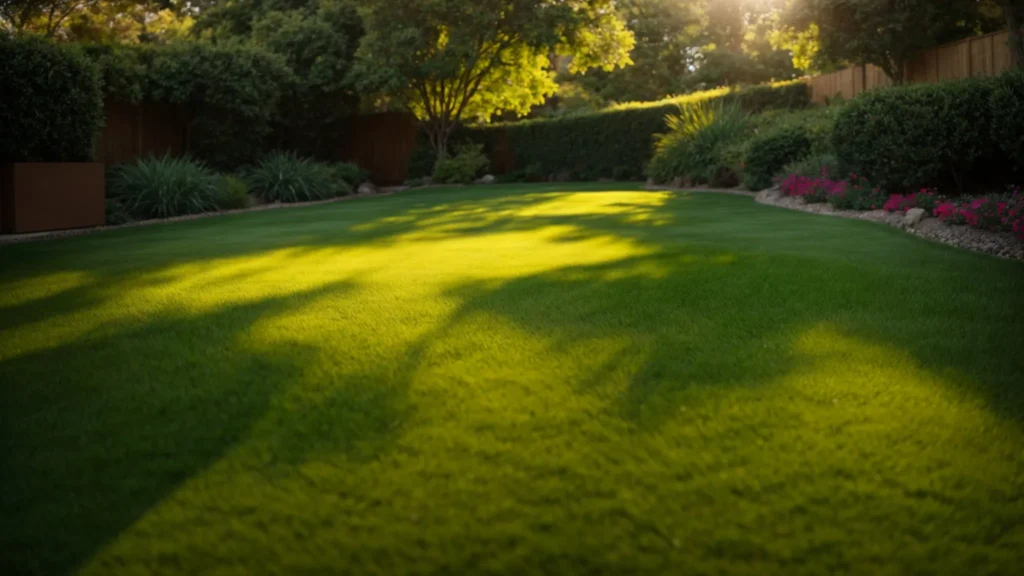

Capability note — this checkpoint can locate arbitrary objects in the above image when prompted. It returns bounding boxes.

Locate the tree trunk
[1005,0,1024,70]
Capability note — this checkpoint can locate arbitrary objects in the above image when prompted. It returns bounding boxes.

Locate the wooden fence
[807,30,1012,103]
[96,102,190,165]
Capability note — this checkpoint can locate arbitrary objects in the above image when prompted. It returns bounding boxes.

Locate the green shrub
[827,177,889,211]
[832,78,997,192]
[742,127,812,191]
[990,71,1024,174]
[782,153,841,180]
[0,35,103,162]
[104,198,133,226]
[331,162,368,188]
[217,176,251,210]
[647,101,749,185]
[432,144,490,184]
[245,152,351,203]
[466,81,810,180]
[108,155,222,219]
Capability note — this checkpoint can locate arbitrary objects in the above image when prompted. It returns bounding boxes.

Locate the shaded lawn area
[2,183,1023,575]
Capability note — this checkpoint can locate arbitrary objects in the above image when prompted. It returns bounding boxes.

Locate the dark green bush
[826,177,889,211]
[832,78,998,192]
[782,153,841,180]
[433,144,490,184]
[105,198,133,226]
[109,155,222,219]
[466,81,810,180]
[331,162,368,188]
[217,176,251,210]
[0,35,103,162]
[742,127,812,191]
[245,152,350,203]
[991,71,1024,175]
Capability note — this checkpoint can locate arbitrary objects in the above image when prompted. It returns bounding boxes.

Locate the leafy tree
[781,0,1001,83]
[251,0,363,155]
[575,0,703,104]
[350,0,635,158]
[0,1,189,42]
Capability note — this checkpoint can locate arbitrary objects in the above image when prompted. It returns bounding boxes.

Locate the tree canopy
[349,0,635,156]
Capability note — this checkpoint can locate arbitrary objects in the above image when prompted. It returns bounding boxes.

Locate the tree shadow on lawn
[435,248,1024,430]
[0,280,411,576]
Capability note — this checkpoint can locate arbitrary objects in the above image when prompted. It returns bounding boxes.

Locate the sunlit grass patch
[1,183,1022,575]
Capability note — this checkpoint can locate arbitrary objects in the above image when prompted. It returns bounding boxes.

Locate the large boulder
[357,182,378,195]
[475,174,496,185]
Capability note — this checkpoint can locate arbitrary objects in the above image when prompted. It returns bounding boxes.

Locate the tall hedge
[465,80,811,180]
[86,42,293,169]
[0,35,103,162]
[832,78,1001,192]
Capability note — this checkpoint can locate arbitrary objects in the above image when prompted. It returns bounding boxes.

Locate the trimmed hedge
[86,42,293,169]
[467,80,810,179]
[832,78,1000,192]
[741,126,812,191]
[0,35,103,162]
[991,71,1024,175]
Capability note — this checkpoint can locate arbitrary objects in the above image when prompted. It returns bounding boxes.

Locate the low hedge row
[461,80,810,180]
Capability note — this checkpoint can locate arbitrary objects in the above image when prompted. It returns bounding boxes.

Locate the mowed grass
[2,183,1023,575]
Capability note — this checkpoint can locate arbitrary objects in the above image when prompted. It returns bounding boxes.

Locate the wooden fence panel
[337,112,419,185]
[807,29,1012,103]
[96,102,189,165]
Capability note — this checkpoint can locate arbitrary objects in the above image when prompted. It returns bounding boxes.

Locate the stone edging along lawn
[751,186,1024,262]
[0,188,397,246]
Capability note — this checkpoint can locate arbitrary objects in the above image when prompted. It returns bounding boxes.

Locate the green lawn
[2,183,1023,575]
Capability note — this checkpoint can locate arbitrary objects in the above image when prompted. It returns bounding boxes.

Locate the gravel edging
[754,187,1024,261]
[0,190,394,246]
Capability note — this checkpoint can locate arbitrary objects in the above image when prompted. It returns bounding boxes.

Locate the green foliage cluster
[0,35,103,162]
[990,71,1024,174]
[432,144,491,184]
[217,176,252,210]
[741,127,813,191]
[646,101,749,186]
[108,155,223,219]
[86,41,294,169]
[244,152,352,203]
[832,76,1004,192]
[466,81,809,180]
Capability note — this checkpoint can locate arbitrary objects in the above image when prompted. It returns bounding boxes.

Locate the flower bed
[779,169,1024,242]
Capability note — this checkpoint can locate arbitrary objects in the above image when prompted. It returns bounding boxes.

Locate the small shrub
[647,101,749,184]
[778,172,846,204]
[826,175,888,211]
[933,189,1024,237]
[432,144,490,184]
[742,127,812,191]
[882,189,938,213]
[218,176,251,210]
[0,35,103,162]
[406,146,438,179]
[245,152,350,203]
[782,153,841,180]
[104,198,133,226]
[108,155,222,219]
[331,162,368,188]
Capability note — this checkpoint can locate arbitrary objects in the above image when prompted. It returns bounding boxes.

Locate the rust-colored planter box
[1,163,105,234]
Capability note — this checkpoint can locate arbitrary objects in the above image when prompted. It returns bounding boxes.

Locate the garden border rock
[753,186,1024,261]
